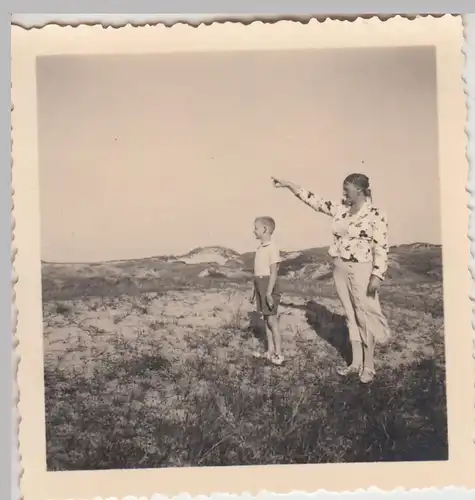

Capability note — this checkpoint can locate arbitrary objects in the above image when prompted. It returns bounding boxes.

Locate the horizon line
[41,240,442,266]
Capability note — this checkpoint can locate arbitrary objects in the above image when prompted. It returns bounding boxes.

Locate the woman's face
[342,182,362,205]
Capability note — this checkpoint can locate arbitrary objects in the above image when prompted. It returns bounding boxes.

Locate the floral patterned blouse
[296,187,389,280]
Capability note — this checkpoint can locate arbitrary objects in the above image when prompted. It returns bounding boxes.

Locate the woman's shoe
[336,364,362,377]
[252,350,273,361]
[359,368,375,384]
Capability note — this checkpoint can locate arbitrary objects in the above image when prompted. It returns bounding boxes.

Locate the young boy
[251,216,284,365]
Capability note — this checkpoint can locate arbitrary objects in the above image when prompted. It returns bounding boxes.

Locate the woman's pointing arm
[271,177,338,217]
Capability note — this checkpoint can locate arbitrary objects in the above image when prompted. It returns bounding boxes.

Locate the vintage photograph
[12,17,472,500]
[38,46,447,469]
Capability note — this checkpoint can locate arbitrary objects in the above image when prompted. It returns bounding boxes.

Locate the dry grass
[43,269,447,470]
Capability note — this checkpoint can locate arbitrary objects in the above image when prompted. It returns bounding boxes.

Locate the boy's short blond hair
[255,216,276,234]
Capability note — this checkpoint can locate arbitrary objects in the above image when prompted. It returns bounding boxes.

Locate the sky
[36,46,440,263]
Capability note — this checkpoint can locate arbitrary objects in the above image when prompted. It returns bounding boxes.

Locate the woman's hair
[343,173,372,199]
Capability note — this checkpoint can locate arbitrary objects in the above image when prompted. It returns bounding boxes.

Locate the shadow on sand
[248,301,352,365]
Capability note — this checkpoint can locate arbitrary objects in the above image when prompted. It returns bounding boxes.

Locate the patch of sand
[43,285,442,380]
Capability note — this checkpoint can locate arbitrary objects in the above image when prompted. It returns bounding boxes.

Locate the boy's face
[254,220,267,240]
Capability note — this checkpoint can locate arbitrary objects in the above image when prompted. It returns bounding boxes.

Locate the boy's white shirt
[254,240,280,276]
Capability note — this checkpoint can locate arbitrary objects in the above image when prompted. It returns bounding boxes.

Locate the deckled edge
[11,82,21,500]
[10,13,472,500]
[47,488,475,500]
[10,12,460,32]
[11,13,450,30]
[463,15,475,446]
[11,79,21,500]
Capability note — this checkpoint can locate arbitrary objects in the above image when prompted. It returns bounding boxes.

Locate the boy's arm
[266,264,278,298]
[266,246,280,297]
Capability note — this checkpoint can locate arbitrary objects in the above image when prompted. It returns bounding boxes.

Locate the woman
[272,173,390,384]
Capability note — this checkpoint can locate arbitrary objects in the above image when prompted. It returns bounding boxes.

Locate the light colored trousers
[332,257,390,345]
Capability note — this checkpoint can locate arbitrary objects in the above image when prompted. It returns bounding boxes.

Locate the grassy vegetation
[42,247,447,470]
[45,334,446,469]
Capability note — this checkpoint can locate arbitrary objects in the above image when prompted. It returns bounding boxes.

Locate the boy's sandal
[271,354,285,366]
[359,368,375,384]
[336,365,362,377]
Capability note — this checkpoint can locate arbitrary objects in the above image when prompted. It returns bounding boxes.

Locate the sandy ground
[43,285,444,374]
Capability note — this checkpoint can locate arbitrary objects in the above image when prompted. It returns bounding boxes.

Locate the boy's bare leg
[266,315,281,357]
[265,317,276,355]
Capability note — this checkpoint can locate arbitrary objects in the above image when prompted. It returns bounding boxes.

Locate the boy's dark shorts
[254,276,281,316]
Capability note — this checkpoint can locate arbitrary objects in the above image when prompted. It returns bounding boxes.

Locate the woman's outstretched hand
[271,177,288,188]
[272,177,300,196]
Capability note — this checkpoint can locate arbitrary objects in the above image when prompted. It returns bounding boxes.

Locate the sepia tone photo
[38,46,447,470]
[11,17,473,500]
